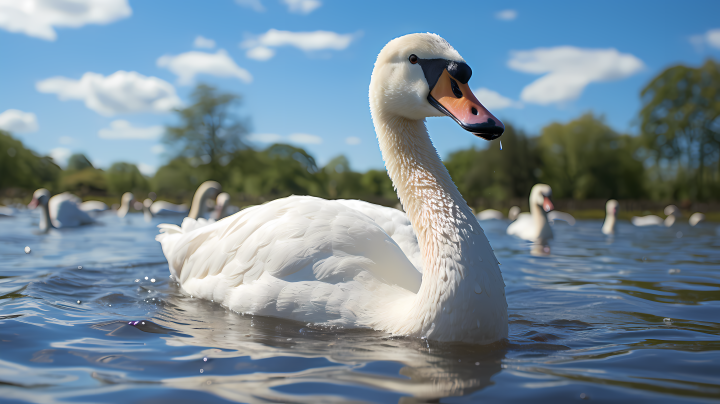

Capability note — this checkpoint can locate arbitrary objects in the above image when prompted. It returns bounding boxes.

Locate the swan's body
[157,33,508,343]
[602,199,618,235]
[632,205,678,227]
[150,201,189,216]
[79,200,109,214]
[28,189,95,230]
[507,184,554,244]
[547,211,576,226]
[476,209,504,221]
[689,212,705,226]
[0,206,15,217]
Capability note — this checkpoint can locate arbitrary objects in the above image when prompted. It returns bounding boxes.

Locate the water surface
[1,211,719,403]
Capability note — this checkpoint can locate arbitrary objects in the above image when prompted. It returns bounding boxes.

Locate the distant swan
[632,205,679,227]
[143,181,221,222]
[602,199,618,235]
[28,189,94,231]
[507,184,554,244]
[156,33,508,343]
[476,209,504,221]
[689,212,705,226]
[117,192,136,218]
[213,192,241,220]
[79,200,108,214]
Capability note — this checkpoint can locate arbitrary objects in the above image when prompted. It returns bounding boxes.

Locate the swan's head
[121,192,135,205]
[664,205,680,217]
[530,184,554,213]
[606,199,618,216]
[28,188,51,209]
[370,33,504,140]
[216,192,231,207]
[508,206,521,221]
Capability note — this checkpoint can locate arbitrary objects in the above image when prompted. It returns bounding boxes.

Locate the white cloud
[157,49,252,85]
[288,133,322,144]
[690,28,720,50]
[495,9,517,21]
[0,109,38,133]
[49,147,71,167]
[98,120,164,139]
[241,29,356,60]
[0,0,131,41]
[508,46,644,105]
[474,88,522,110]
[246,46,275,61]
[193,35,216,49]
[282,0,321,14]
[235,0,264,12]
[248,132,322,145]
[36,71,181,116]
[345,136,361,145]
[59,136,74,144]
[137,162,156,176]
[151,144,165,154]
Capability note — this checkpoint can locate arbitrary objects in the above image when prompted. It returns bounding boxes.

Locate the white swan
[79,200,109,214]
[506,184,554,244]
[476,209,504,221]
[156,33,508,343]
[689,212,705,226]
[117,192,135,218]
[28,189,95,231]
[150,200,189,216]
[0,206,16,217]
[143,181,221,222]
[547,211,576,226]
[602,199,618,235]
[507,206,522,222]
[631,205,678,227]
[213,192,241,220]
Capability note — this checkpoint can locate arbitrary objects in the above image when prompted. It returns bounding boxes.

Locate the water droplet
[200,369,204,373]
[78,266,82,269]
[475,362,479,366]
[145,276,148,280]
[108,304,111,307]
[76,300,81,304]
[24,246,31,254]
[668,268,681,274]
[135,279,139,282]
[203,357,207,362]
[150,278,156,283]
[580,393,589,400]
[663,318,673,324]
[142,322,145,325]
[499,140,503,150]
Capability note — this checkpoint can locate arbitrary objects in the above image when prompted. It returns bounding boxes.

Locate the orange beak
[428,69,504,140]
[543,197,554,213]
[28,198,39,209]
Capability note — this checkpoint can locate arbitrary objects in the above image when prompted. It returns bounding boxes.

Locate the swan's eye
[409,54,418,64]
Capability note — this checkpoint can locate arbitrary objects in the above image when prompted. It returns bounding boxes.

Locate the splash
[500,140,503,151]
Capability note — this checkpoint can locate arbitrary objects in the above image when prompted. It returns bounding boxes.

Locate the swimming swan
[506,184,554,244]
[157,33,508,343]
[631,205,679,227]
[602,199,618,235]
[28,189,95,231]
[476,209,504,221]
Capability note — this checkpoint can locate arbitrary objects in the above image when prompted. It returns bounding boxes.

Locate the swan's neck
[603,213,615,233]
[530,202,548,237]
[39,202,52,232]
[373,111,505,340]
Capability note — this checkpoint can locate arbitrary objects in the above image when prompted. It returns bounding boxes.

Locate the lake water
[1,210,719,403]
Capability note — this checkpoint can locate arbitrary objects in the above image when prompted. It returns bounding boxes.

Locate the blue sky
[1,0,719,175]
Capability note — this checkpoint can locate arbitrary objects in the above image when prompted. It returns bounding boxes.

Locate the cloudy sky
[1,0,719,174]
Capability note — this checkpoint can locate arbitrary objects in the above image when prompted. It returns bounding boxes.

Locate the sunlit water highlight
[1,211,719,403]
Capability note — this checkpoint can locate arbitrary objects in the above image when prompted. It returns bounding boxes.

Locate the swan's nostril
[471,107,478,115]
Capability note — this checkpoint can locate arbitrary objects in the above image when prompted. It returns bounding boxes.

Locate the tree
[639,59,720,200]
[106,162,148,195]
[164,84,249,183]
[538,113,645,200]
[0,130,60,192]
[66,153,94,171]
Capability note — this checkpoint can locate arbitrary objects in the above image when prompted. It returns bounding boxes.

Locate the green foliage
[106,162,148,196]
[66,153,94,171]
[60,168,107,195]
[0,130,60,192]
[639,59,720,200]
[538,113,645,200]
[164,83,249,184]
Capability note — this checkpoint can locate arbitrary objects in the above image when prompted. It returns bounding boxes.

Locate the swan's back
[49,193,94,227]
[157,196,421,326]
[631,215,664,227]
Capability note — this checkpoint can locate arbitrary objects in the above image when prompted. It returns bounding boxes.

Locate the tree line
[1,60,719,208]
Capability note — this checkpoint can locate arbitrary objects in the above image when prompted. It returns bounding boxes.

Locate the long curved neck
[39,202,52,232]
[530,201,548,237]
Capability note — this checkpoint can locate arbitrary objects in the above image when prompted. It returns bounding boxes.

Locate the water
[1,211,719,403]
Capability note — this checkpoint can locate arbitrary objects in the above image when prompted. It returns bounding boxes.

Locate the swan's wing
[50,196,94,227]
[333,199,423,273]
[547,211,576,226]
[151,201,190,215]
[631,215,663,227]
[506,214,535,240]
[79,201,108,212]
[156,196,420,325]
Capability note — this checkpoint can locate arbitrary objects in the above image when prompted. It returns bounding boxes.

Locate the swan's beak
[428,70,504,140]
[28,198,38,209]
[543,197,554,213]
